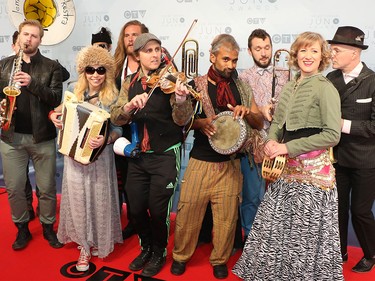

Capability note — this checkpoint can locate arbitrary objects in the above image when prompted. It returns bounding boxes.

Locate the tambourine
[261,155,286,182]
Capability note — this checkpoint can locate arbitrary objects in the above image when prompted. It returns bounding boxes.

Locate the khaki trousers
[1,133,57,224]
[173,158,242,265]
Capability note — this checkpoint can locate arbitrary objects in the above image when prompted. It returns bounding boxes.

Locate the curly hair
[288,31,331,72]
[74,46,118,106]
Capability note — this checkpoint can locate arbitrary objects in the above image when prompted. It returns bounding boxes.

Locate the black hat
[327,26,368,50]
[133,33,161,52]
[91,27,112,45]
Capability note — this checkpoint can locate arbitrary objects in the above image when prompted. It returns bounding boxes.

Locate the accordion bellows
[58,91,110,165]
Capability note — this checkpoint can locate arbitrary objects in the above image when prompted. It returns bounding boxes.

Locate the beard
[22,44,38,55]
[214,67,233,79]
[254,57,271,68]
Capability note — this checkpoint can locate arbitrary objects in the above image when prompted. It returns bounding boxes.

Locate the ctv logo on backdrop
[123,10,146,19]
[272,33,299,44]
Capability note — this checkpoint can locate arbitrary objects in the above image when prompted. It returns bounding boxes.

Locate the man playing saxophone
[0,19,63,250]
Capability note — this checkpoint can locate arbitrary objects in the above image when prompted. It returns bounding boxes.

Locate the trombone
[271,48,291,99]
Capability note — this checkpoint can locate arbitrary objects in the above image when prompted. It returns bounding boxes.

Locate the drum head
[209,111,248,155]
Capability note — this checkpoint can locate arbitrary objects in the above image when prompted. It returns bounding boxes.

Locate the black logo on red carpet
[60,262,165,280]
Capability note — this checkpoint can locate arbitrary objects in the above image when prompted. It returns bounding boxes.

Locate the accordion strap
[84,92,99,102]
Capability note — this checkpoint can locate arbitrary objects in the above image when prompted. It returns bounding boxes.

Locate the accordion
[58,91,110,165]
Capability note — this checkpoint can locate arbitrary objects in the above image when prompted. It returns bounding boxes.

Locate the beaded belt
[281,149,335,191]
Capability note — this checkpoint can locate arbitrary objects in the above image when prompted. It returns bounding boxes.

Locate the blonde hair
[75,46,118,106]
[288,31,331,72]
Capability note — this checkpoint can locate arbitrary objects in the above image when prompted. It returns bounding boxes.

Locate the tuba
[181,39,199,79]
[1,47,24,131]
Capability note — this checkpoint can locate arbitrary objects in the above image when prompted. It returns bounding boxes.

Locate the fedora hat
[327,26,368,50]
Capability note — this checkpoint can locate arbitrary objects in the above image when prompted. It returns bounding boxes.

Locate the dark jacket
[0,49,63,143]
[327,63,375,169]
[128,72,184,153]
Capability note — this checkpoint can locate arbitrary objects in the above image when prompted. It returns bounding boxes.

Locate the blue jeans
[240,155,265,236]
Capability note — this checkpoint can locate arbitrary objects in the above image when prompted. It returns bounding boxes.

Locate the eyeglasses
[85,66,106,75]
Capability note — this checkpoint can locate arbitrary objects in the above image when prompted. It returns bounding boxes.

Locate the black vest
[128,73,183,153]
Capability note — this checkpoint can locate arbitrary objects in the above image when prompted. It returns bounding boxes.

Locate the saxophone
[1,47,24,131]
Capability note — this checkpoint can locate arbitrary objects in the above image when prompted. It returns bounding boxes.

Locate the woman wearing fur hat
[49,46,123,271]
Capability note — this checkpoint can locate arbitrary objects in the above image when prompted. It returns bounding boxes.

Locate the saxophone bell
[1,47,25,130]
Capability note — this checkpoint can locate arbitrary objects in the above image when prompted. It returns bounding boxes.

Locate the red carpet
[0,188,374,281]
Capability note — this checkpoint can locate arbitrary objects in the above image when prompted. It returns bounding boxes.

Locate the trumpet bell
[3,85,21,97]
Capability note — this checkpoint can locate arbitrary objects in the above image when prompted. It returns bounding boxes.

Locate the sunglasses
[85,66,106,75]
[98,43,108,49]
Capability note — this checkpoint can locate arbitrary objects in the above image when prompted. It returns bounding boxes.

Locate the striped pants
[173,158,242,265]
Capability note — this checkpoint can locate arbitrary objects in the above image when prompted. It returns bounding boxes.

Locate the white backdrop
[1,0,375,83]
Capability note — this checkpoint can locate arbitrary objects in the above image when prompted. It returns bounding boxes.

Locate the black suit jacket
[327,63,375,168]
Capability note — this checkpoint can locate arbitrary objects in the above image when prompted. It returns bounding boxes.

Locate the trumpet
[1,46,24,131]
[181,39,199,80]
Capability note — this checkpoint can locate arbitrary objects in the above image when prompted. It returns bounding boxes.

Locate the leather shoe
[28,209,36,221]
[141,254,166,277]
[213,264,228,279]
[170,260,186,275]
[122,223,136,240]
[342,252,348,263]
[129,247,152,271]
[352,257,375,273]
[42,223,64,248]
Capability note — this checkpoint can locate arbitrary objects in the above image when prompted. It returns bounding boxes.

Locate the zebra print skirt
[232,178,344,281]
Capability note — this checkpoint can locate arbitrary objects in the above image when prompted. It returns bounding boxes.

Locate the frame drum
[209,111,248,155]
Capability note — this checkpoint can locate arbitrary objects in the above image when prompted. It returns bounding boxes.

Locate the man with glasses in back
[327,26,375,273]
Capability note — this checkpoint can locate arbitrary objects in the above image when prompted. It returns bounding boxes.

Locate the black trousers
[335,164,375,259]
[125,150,178,256]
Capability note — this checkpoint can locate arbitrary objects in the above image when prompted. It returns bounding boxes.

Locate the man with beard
[0,19,63,250]
[171,34,263,279]
[238,29,289,240]
[114,20,149,89]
